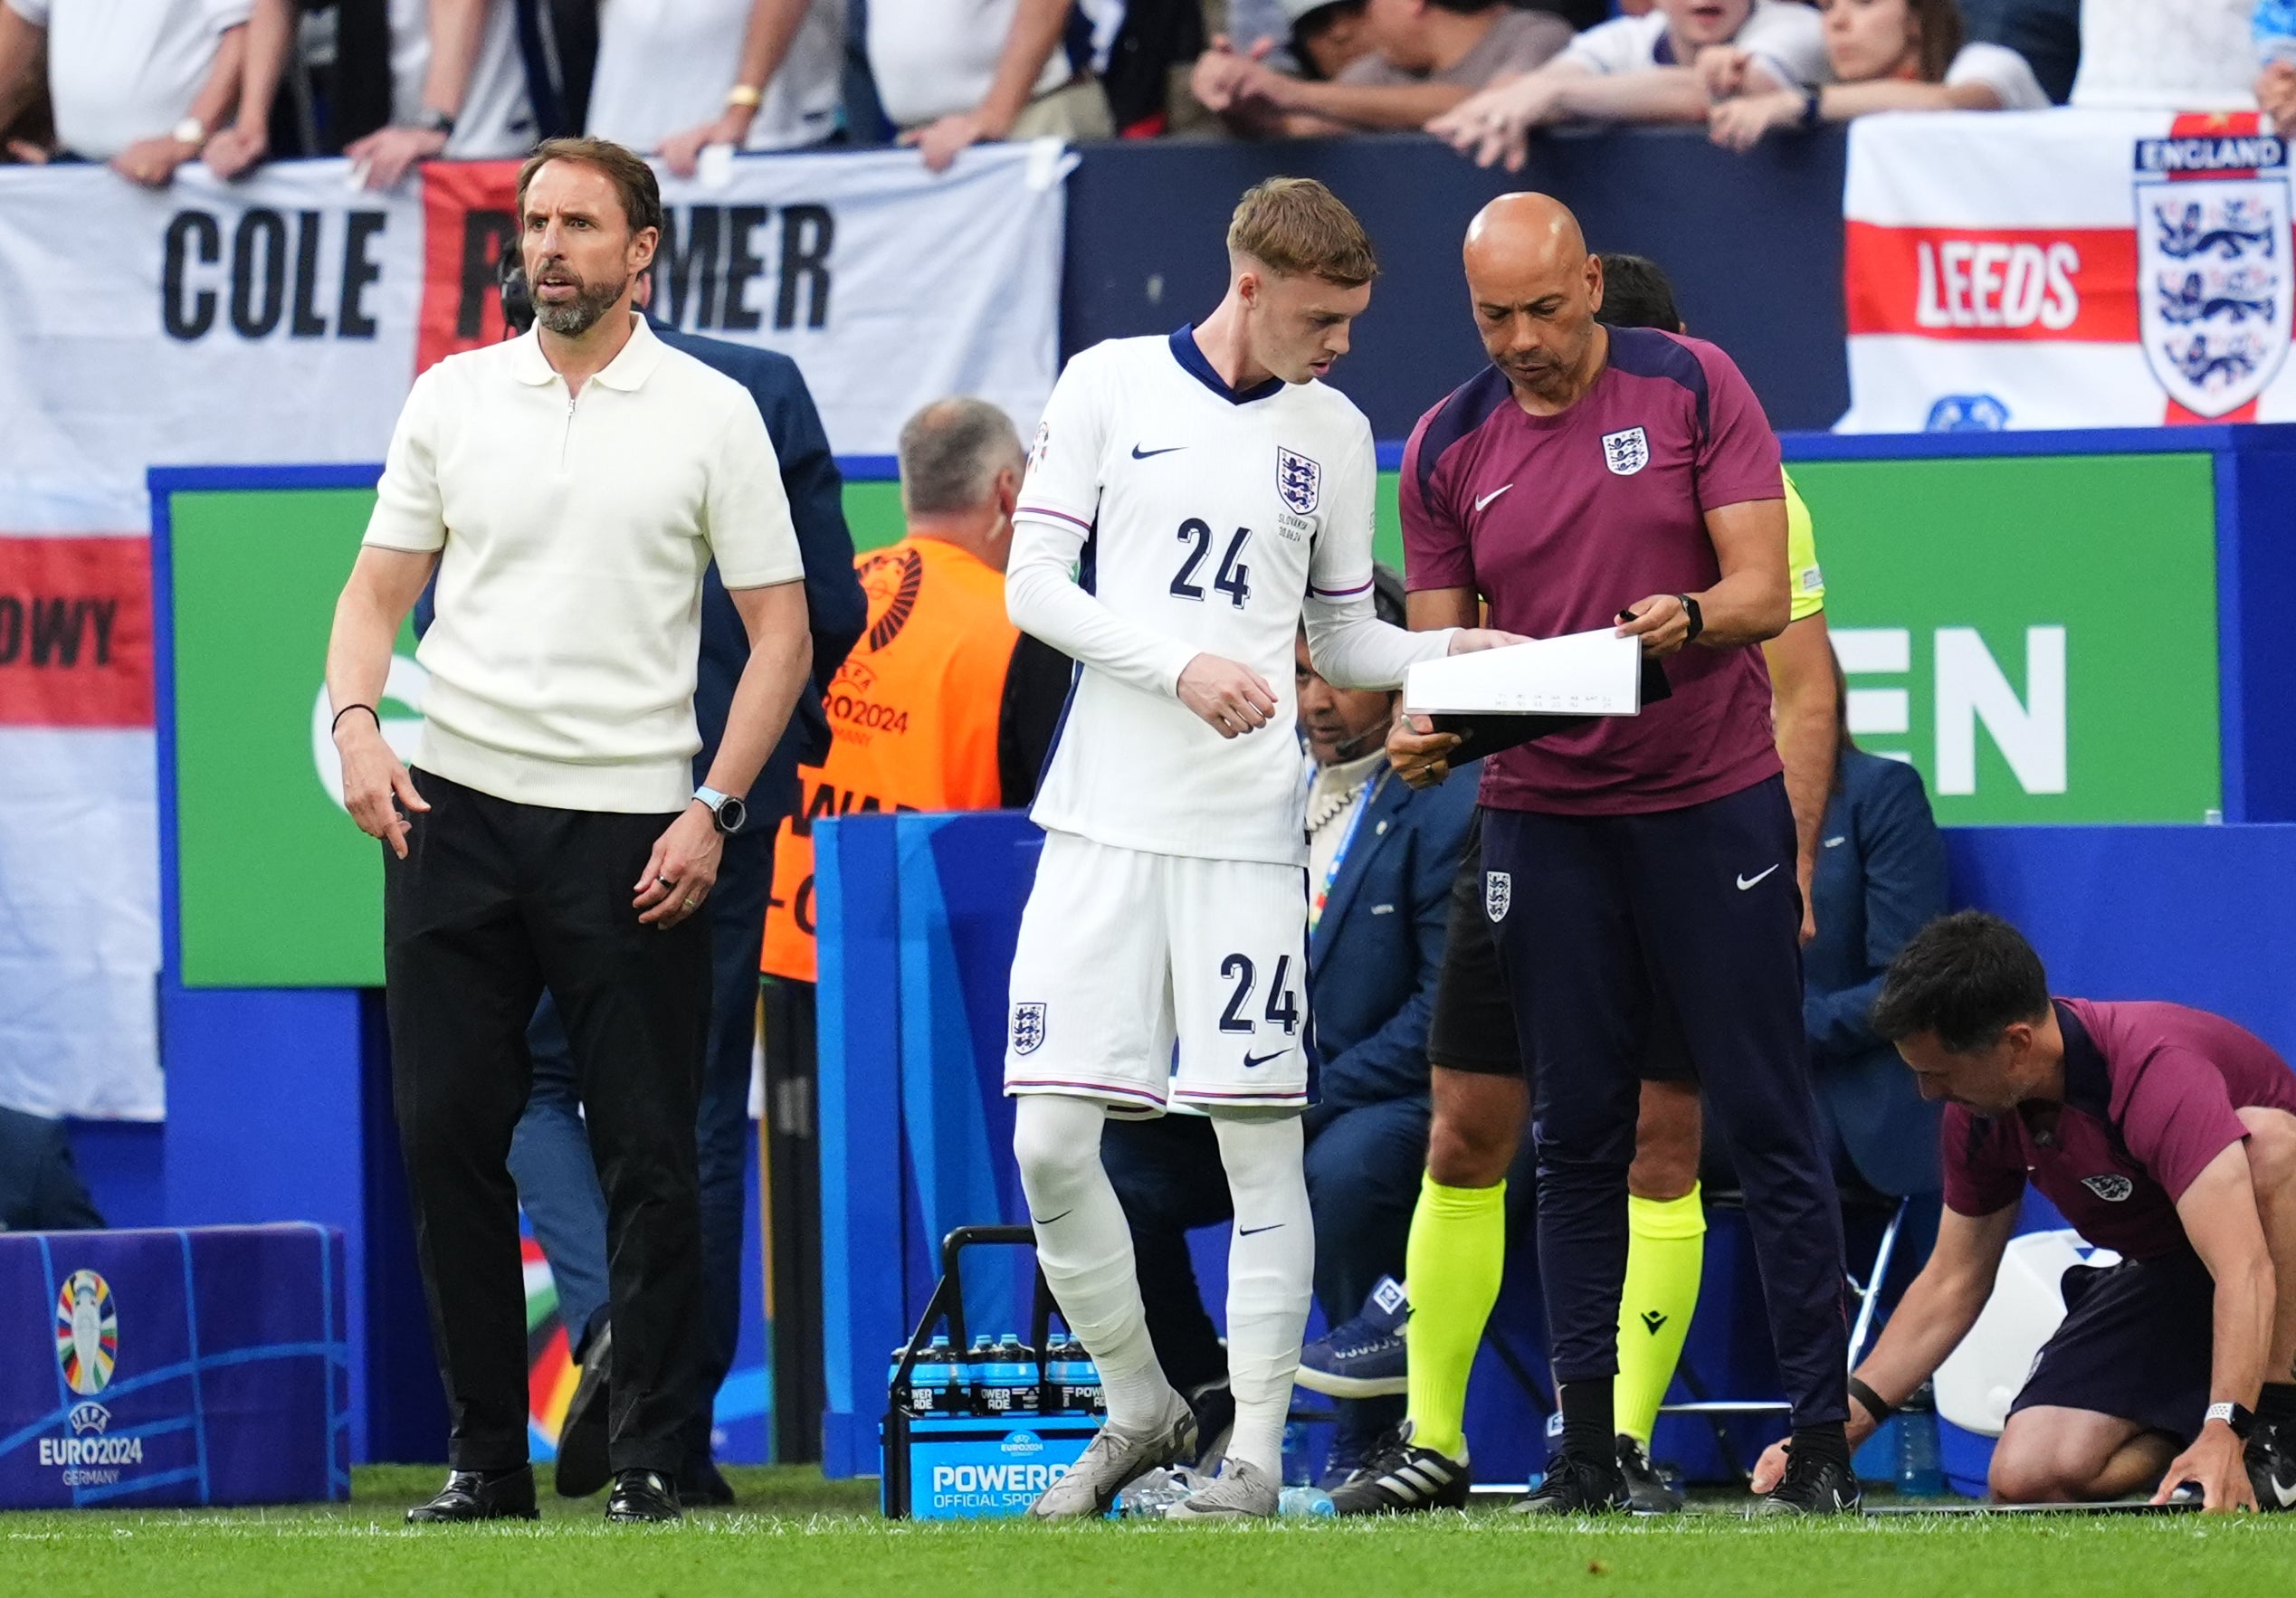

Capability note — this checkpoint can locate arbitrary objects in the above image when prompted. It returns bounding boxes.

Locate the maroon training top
[1944,998,2296,1261]
[1400,326,1786,816]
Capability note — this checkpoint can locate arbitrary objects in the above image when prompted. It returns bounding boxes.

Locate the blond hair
[1225,177,1377,288]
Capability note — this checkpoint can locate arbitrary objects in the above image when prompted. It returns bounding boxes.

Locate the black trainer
[405,1466,538,1524]
[1513,1451,1629,1516]
[1754,1447,1862,1516]
[1615,1434,1683,1514]
[1328,1422,1472,1515]
[2248,1420,2296,1511]
[605,1469,682,1524]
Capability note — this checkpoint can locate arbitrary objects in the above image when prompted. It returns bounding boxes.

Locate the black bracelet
[1847,1375,1893,1423]
[1798,87,1824,129]
[331,703,381,735]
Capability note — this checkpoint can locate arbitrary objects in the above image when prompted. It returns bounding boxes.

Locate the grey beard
[534,276,624,337]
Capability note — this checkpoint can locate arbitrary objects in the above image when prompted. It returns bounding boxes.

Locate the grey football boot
[1161,1458,1281,1521]
[1027,1390,1198,1521]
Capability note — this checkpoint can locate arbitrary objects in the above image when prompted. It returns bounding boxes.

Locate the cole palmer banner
[0,146,1067,1122]
[1838,109,2296,432]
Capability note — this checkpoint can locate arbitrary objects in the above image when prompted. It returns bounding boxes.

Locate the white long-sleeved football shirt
[1006,328,1449,867]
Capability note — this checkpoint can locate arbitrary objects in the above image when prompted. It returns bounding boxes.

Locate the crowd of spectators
[0,0,2286,190]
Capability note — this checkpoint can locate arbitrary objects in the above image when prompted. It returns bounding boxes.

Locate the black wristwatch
[2205,1400,2256,1439]
[1674,593,1704,643]
[412,106,457,138]
[694,785,748,835]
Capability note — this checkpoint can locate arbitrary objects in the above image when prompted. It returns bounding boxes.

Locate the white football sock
[1211,1112,1314,1479]
[1012,1093,1178,1432]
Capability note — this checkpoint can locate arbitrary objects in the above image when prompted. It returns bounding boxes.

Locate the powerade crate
[881,1225,1103,1519]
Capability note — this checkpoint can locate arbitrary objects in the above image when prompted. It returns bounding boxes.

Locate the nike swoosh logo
[1031,1210,1072,1227]
[1242,1051,1286,1070]
[1473,484,1513,513]
[1736,865,1780,890]
[1824,835,1846,849]
[2273,1475,2296,1508]
[1131,443,1185,459]
[1239,1223,1283,1237]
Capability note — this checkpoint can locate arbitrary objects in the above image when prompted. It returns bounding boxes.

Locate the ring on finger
[682,897,699,910]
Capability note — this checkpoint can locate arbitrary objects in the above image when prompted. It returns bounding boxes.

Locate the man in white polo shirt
[323,136,813,1527]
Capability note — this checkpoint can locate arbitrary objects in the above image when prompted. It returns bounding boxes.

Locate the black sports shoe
[405,1466,538,1524]
[1754,1446,1862,1516]
[1513,1451,1629,1516]
[1328,1422,1472,1515]
[605,1469,682,1524]
[2248,1420,2296,1511]
[555,1321,612,1498]
[680,1456,737,1508]
[1615,1434,1683,1514]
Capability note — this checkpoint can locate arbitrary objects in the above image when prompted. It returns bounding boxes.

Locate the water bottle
[1281,1422,1312,1487]
[886,1340,913,1414]
[977,1334,1023,1417]
[1048,1336,1104,1415]
[1001,1335,1039,1415]
[964,1335,996,1415]
[912,1336,955,1416]
[1278,1485,1337,1517]
[1895,1383,1944,1497]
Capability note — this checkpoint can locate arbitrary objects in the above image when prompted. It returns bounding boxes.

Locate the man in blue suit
[1803,671,1951,1208]
[1101,568,1478,1481]
[499,262,868,1505]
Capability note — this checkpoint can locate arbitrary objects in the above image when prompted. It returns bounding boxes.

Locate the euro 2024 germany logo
[55,1270,118,1396]
[2135,131,2292,418]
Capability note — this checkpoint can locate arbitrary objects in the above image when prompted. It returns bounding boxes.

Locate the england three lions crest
[1277,448,1320,516]
[1601,427,1649,476]
[1011,1003,1047,1056]
[2135,135,2292,419]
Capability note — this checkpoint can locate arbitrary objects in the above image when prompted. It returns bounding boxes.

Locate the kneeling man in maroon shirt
[1752,910,2296,1513]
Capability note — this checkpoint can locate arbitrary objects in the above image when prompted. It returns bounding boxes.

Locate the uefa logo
[54,1270,118,1396]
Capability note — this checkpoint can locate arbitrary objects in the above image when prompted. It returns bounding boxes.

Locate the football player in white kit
[1003,178,1517,1519]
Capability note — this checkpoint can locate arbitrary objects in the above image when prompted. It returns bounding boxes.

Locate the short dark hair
[1596,252,1682,333]
[515,137,663,240]
[1291,0,1367,77]
[1871,911,2052,1051]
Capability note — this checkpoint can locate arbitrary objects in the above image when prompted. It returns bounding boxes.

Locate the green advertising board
[164,450,2222,988]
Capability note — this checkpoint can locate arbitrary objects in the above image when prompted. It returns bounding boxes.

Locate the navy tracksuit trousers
[1482,774,1848,1429]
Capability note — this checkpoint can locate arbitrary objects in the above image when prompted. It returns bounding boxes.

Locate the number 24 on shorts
[1217,953,1300,1035]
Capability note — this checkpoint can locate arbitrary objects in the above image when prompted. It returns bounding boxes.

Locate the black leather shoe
[555,1322,612,1498]
[405,1467,539,1524]
[681,1457,736,1508]
[605,1469,682,1524]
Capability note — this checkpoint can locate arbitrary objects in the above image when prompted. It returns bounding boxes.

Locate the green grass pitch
[5,1466,2293,1597]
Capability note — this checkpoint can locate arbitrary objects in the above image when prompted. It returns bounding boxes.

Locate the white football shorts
[1004,831,1314,1114]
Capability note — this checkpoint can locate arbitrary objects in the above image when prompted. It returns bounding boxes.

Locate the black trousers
[1484,776,1849,1430]
[384,770,710,1475]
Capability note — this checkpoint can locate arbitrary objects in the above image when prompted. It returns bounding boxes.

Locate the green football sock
[1402,1173,1507,1462]
[1614,1184,1706,1447]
